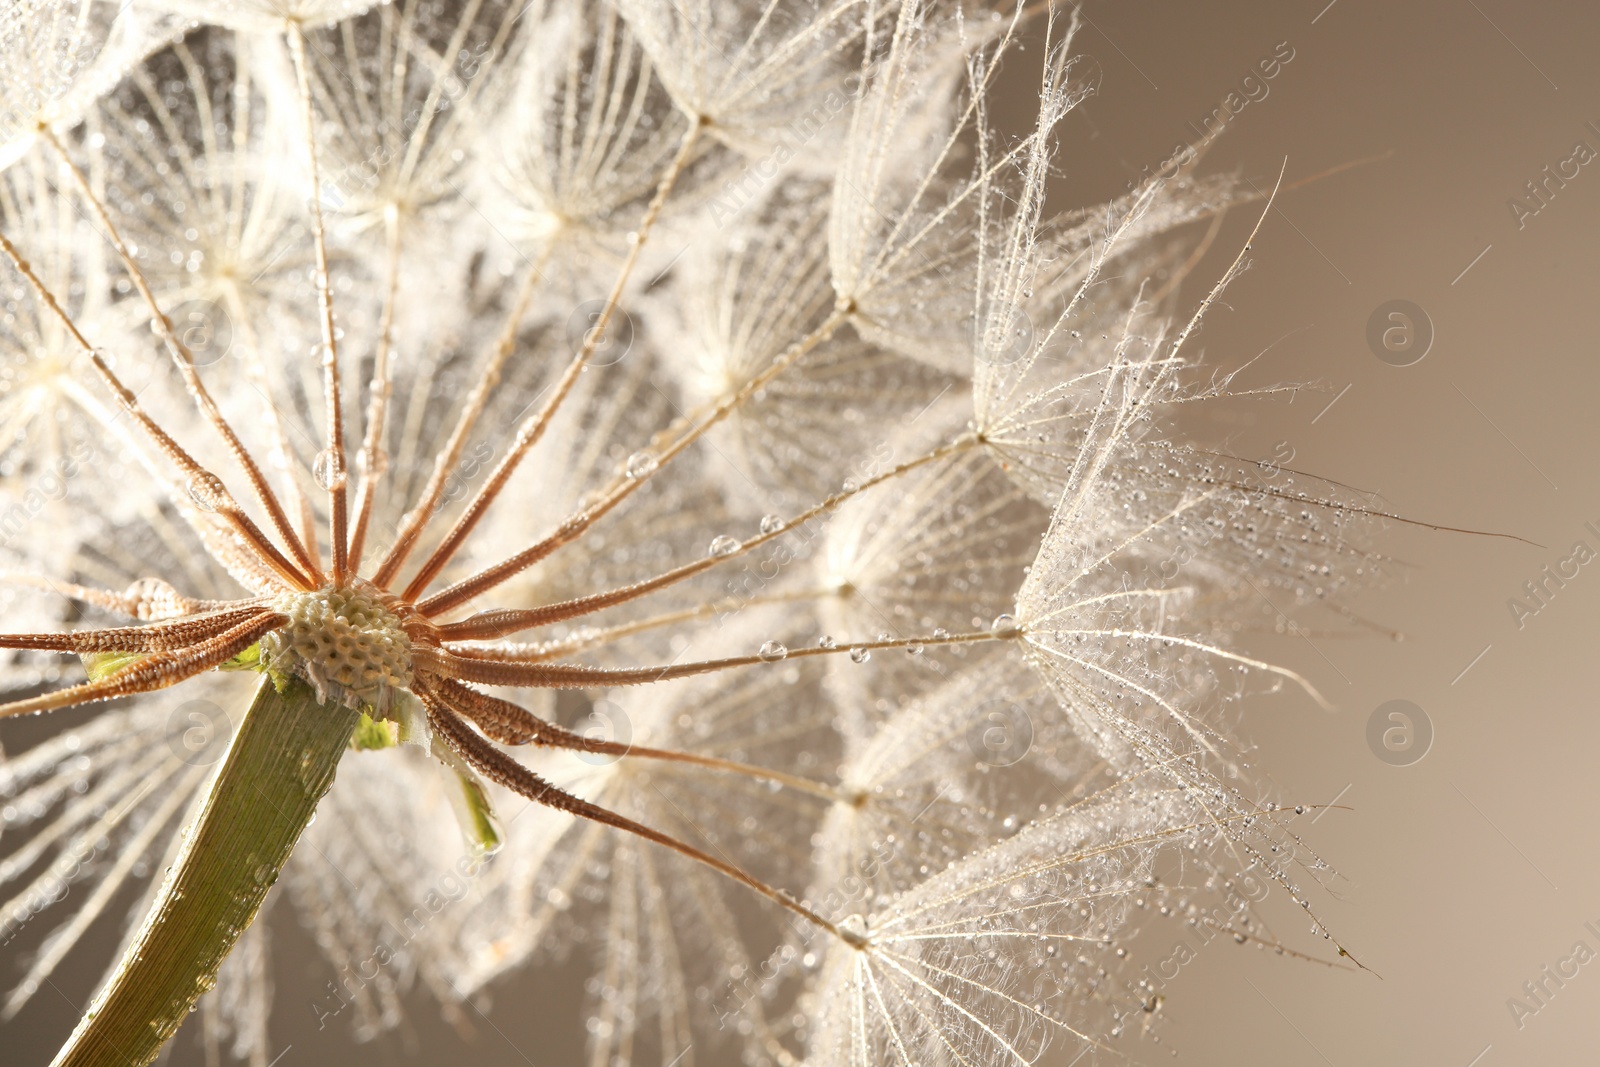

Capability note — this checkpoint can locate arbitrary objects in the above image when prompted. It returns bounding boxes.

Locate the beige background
[1054,2,1600,1065]
[12,1,1600,1064]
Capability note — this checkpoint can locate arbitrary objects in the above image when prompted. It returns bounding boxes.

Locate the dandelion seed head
[0,2,1384,1062]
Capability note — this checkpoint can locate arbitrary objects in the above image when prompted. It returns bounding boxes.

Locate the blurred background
[12,1,1600,1064]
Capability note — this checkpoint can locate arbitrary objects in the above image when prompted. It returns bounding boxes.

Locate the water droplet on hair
[186,472,223,512]
[817,635,836,649]
[759,514,783,535]
[848,647,871,664]
[625,450,657,478]
[757,641,787,662]
[990,613,1019,636]
[708,535,740,557]
[312,449,345,491]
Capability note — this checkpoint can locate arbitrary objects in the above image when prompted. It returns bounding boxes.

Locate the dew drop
[757,641,787,662]
[708,534,740,557]
[312,449,346,491]
[625,450,657,478]
[817,635,836,649]
[848,647,871,664]
[759,514,783,535]
[932,628,950,640]
[990,613,1019,636]
[185,471,223,512]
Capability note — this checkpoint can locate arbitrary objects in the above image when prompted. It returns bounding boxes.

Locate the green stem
[52,677,357,1067]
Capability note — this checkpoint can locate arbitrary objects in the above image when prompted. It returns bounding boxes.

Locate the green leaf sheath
[52,677,357,1067]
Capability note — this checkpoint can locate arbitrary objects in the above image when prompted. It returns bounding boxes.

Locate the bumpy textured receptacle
[261,583,414,712]
[51,676,357,1067]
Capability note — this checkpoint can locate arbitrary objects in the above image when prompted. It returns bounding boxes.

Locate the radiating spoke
[0,611,283,721]
[422,697,850,941]
[421,676,843,802]
[287,21,351,583]
[423,625,1011,689]
[399,118,706,602]
[346,205,404,573]
[0,606,269,654]
[38,127,322,585]
[427,437,972,631]
[0,228,315,592]
[370,243,555,588]
[418,305,850,616]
